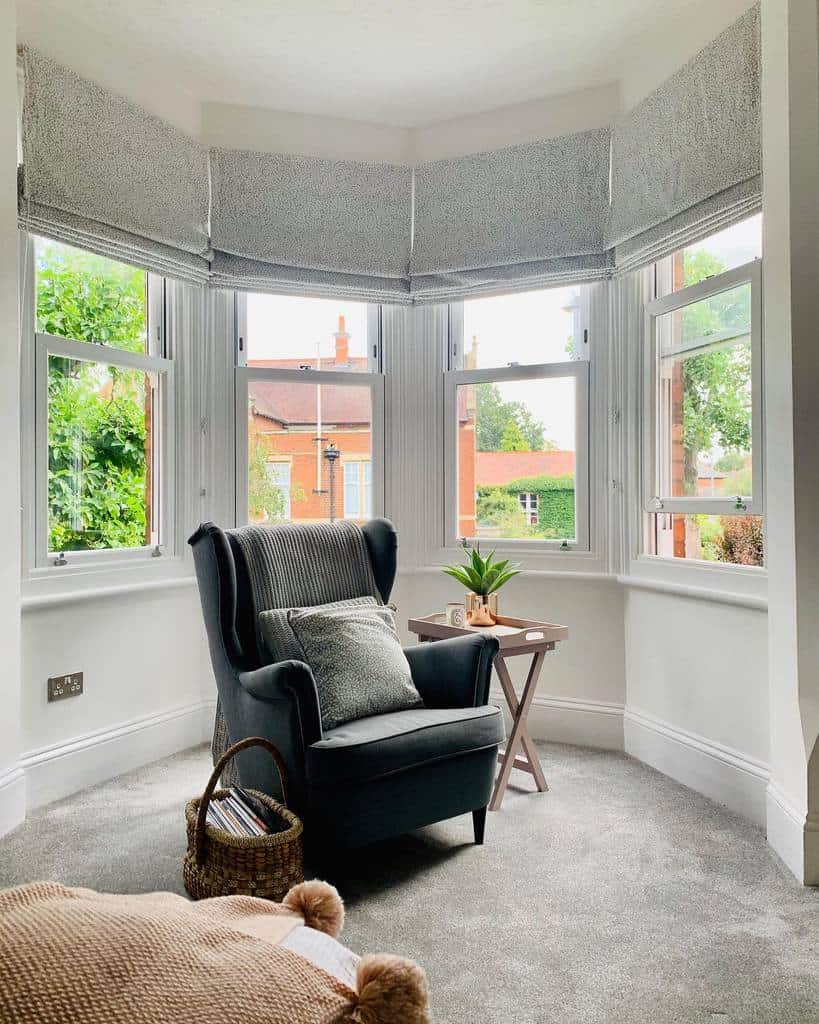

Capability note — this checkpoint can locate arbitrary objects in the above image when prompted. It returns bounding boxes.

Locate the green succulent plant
[442,541,521,597]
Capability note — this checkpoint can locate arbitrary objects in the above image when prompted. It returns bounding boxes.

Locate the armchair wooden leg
[472,807,487,845]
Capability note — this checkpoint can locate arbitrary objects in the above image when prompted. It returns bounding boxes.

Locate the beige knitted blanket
[0,882,357,1024]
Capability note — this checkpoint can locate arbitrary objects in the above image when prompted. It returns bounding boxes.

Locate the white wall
[758,0,819,884]
[0,0,23,839]
[19,585,213,808]
[397,571,626,749]
[624,590,769,825]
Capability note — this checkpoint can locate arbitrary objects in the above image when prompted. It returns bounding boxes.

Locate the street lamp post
[323,441,341,521]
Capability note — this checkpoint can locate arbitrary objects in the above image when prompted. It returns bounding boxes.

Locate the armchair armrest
[404,634,499,709]
[238,660,323,748]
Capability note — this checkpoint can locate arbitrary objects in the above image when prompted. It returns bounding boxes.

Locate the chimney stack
[334,314,350,365]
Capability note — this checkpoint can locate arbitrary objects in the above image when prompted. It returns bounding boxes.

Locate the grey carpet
[0,743,816,1024]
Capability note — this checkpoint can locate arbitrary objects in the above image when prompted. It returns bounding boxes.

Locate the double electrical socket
[47,672,83,702]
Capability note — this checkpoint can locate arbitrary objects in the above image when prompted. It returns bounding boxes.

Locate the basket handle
[194,736,290,864]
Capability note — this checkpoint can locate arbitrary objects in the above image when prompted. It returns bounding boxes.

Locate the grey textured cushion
[288,605,423,731]
[258,596,378,664]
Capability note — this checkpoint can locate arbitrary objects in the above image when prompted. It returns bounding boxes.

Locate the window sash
[642,260,762,516]
[33,332,175,567]
[234,366,385,526]
[234,292,383,371]
[443,360,590,551]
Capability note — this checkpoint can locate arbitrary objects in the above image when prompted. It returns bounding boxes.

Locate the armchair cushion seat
[305,704,504,788]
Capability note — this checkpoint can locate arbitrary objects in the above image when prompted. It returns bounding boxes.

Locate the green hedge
[477,474,575,540]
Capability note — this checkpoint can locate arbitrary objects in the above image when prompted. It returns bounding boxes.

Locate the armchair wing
[404,633,499,708]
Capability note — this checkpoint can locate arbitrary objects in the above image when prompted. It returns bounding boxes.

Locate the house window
[236,292,384,526]
[27,237,173,567]
[518,492,539,526]
[445,284,590,549]
[343,460,372,521]
[644,217,763,566]
[264,461,292,520]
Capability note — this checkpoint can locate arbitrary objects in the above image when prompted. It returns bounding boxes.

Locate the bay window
[445,285,591,551]
[643,218,763,567]
[234,292,384,526]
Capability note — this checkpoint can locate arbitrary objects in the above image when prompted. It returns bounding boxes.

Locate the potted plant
[442,540,521,626]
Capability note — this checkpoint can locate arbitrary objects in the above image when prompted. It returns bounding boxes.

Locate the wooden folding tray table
[407,614,569,811]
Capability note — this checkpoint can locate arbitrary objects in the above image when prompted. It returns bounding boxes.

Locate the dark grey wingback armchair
[189,518,504,849]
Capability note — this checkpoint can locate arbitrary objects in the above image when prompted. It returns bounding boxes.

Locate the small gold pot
[465,592,498,626]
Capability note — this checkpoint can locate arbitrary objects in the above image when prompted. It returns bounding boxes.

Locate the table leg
[489,649,549,811]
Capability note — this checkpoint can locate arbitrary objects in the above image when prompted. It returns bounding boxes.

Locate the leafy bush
[477,474,575,540]
[717,515,764,567]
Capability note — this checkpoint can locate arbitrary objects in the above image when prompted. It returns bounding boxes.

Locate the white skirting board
[21,700,216,811]
[0,764,26,840]
[492,691,625,751]
[623,706,769,828]
[766,782,819,886]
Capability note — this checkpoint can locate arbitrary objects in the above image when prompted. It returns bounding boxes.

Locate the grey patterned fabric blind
[410,130,612,300]
[210,148,413,302]
[19,49,210,281]
[608,4,761,269]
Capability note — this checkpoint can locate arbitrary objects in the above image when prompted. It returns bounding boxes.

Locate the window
[236,293,383,526]
[446,285,590,549]
[519,492,539,526]
[343,460,372,521]
[644,219,763,567]
[238,292,378,371]
[264,461,292,520]
[28,237,173,568]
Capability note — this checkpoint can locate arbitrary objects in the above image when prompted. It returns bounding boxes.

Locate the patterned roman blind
[20,49,211,281]
[410,129,613,302]
[209,147,413,303]
[608,4,761,271]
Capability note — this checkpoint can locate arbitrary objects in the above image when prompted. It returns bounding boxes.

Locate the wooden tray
[407,613,568,651]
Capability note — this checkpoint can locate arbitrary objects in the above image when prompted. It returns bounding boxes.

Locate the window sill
[621,555,767,610]
[22,557,197,610]
[420,545,611,579]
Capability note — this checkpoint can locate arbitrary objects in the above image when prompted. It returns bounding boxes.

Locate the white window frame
[443,360,590,552]
[642,259,763,518]
[343,459,372,520]
[233,294,385,526]
[519,491,539,525]
[21,235,176,577]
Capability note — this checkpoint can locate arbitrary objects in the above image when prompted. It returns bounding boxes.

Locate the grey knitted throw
[212,521,381,779]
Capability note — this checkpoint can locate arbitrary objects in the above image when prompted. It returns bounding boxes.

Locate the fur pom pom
[349,954,430,1024]
[282,880,344,938]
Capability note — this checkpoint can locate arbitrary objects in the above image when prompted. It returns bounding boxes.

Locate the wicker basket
[183,736,304,901]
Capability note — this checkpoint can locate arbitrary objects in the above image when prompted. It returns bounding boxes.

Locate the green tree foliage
[36,241,151,552]
[500,419,529,451]
[247,441,287,522]
[475,382,551,451]
[36,241,147,352]
[679,250,753,494]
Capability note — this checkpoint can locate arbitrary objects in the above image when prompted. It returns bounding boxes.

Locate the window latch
[650,496,664,511]
[560,540,571,551]
[734,496,748,512]
[53,552,67,567]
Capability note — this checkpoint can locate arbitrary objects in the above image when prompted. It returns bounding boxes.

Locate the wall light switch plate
[47,672,83,702]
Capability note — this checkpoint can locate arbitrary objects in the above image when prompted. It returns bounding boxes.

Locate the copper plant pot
[465,592,498,626]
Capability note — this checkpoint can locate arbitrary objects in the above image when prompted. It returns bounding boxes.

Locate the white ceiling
[16,0,755,134]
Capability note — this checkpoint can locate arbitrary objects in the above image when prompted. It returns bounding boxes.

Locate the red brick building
[249,314,573,530]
